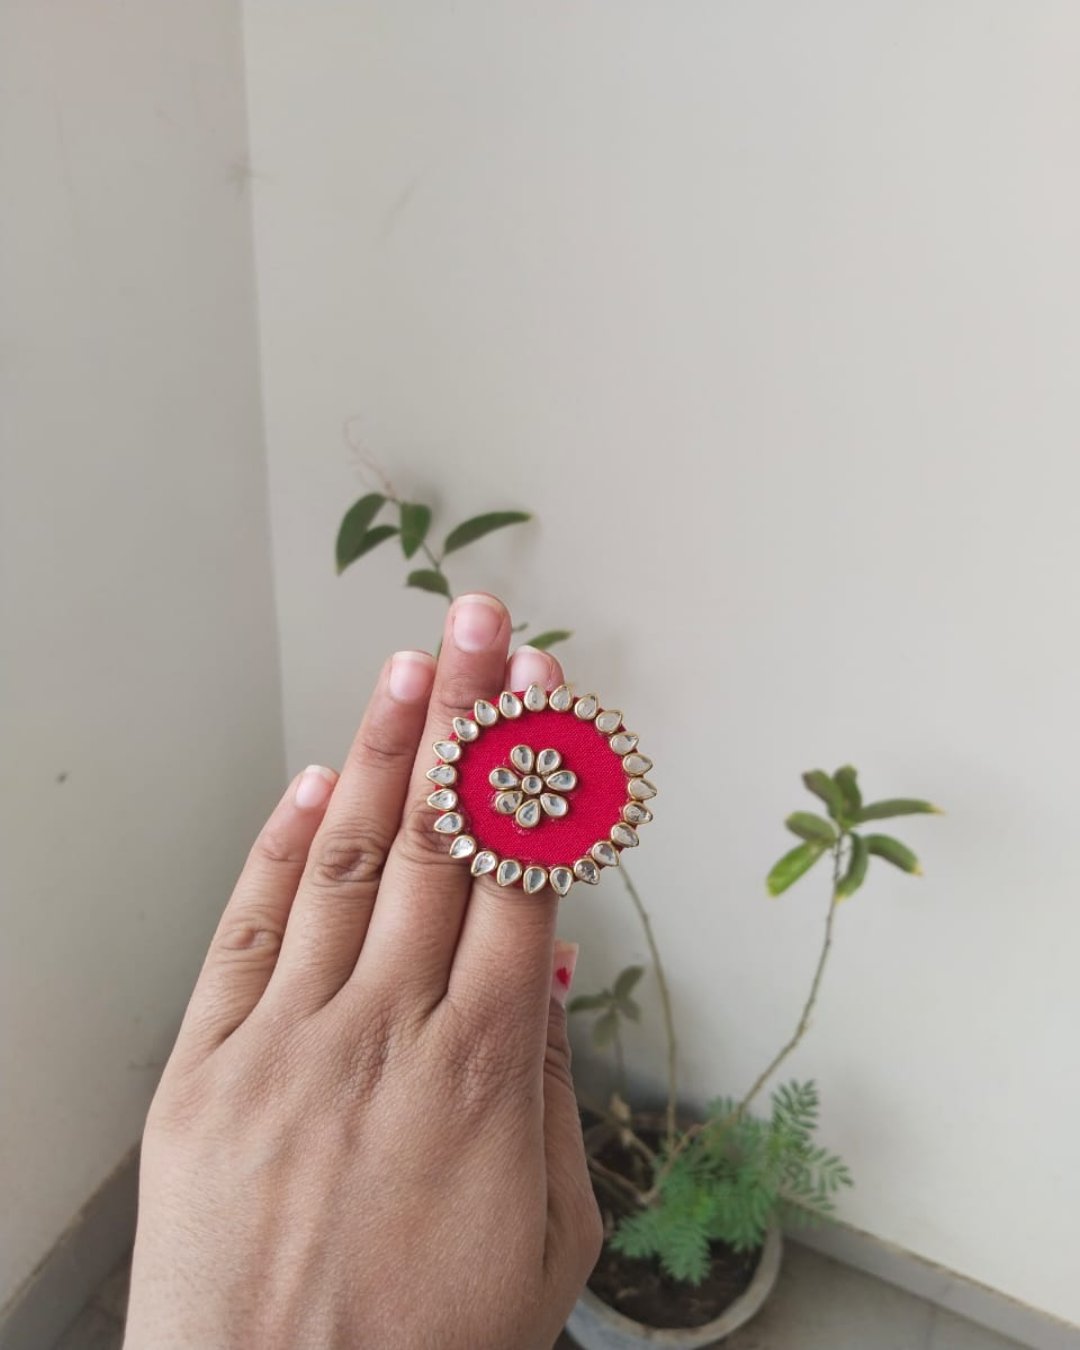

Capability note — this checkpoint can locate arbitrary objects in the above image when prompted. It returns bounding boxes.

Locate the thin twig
[577,1094,657,1165]
[341,431,453,603]
[587,1156,648,1208]
[618,866,679,1151]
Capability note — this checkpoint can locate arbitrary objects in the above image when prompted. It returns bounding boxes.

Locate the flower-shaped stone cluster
[488,745,577,829]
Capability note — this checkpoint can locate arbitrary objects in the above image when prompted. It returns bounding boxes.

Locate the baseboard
[0,1146,139,1350]
[791,1218,1080,1350]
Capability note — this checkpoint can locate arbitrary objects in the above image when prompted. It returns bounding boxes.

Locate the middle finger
[354,593,515,999]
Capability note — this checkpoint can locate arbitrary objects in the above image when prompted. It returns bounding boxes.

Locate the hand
[125,594,601,1350]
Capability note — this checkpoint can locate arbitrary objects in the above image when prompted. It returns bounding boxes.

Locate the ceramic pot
[566,1225,782,1350]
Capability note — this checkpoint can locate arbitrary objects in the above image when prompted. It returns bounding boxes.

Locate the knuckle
[338,1001,398,1099]
[395,805,461,871]
[434,675,480,721]
[307,823,389,893]
[437,999,526,1110]
[347,727,411,776]
[213,910,284,958]
[250,822,308,870]
[544,1005,574,1092]
[543,1038,575,1095]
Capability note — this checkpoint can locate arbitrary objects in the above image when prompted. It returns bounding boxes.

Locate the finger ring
[427,684,656,895]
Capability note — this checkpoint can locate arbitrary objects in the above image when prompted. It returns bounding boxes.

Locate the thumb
[544,942,603,1276]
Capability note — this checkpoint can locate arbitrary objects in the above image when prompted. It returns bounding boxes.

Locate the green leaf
[612,965,644,999]
[785,812,838,844]
[527,629,573,651]
[802,770,848,822]
[335,493,388,572]
[865,833,922,875]
[834,766,861,813]
[767,841,827,897]
[406,568,452,599]
[566,992,610,1014]
[618,997,642,1023]
[443,511,531,555]
[854,798,943,823]
[338,524,399,571]
[592,1009,619,1049]
[398,502,432,559]
[836,833,869,900]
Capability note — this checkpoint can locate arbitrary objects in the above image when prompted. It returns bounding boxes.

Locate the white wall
[245,0,1080,1326]
[0,0,283,1308]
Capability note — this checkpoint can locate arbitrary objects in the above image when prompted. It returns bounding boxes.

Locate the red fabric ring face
[456,707,628,867]
[428,687,656,893]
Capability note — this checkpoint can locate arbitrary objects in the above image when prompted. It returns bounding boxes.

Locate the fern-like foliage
[611,1080,852,1285]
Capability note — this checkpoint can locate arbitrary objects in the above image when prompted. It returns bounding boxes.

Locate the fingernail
[508,645,554,692]
[295,764,337,810]
[551,940,579,1007]
[388,650,436,703]
[451,594,506,653]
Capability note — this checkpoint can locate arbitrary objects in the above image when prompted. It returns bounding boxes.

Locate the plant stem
[640,839,845,1203]
[587,1156,648,1208]
[363,462,454,605]
[729,842,843,1121]
[613,1025,627,1098]
[577,1094,657,1163]
[618,866,679,1152]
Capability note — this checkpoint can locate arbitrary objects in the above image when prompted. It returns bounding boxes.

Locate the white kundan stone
[540,793,568,818]
[610,823,639,848]
[524,683,548,711]
[549,684,574,712]
[591,840,620,868]
[536,748,562,775]
[573,694,599,720]
[427,764,458,786]
[496,858,523,887]
[608,732,638,756]
[453,716,479,742]
[433,740,462,762]
[516,799,542,828]
[449,834,477,859]
[627,777,657,801]
[549,866,574,896]
[622,753,653,777]
[494,791,523,815]
[427,789,458,811]
[595,709,622,734]
[499,691,523,718]
[623,802,653,825]
[545,769,577,792]
[434,812,464,834]
[523,866,548,895]
[471,850,498,876]
[573,858,600,885]
[489,767,519,790]
[510,744,535,774]
[521,774,543,796]
[474,699,499,726]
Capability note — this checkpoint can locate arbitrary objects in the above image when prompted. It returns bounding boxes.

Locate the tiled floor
[55,1244,1030,1349]
[556,1246,1031,1350]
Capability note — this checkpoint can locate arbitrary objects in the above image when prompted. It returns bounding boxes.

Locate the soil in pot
[585,1117,762,1331]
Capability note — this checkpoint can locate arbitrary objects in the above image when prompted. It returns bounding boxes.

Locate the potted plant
[335,474,941,1344]
[565,773,940,1347]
